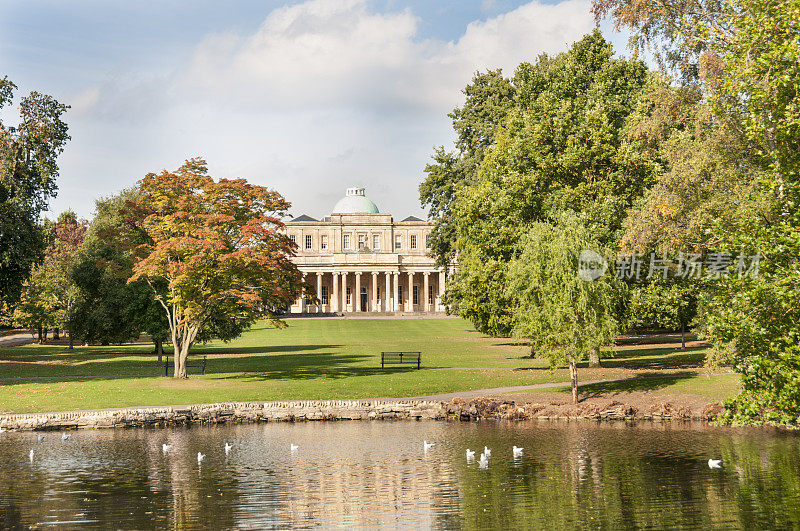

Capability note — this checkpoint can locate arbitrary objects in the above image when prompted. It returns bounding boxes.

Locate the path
[395,373,701,401]
[0,332,37,348]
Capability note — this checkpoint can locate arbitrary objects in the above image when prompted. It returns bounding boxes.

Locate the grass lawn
[0,318,733,413]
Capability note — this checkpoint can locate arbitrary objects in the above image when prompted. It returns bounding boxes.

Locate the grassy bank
[0,318,734,413]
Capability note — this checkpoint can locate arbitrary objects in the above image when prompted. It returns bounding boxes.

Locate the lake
[0,420,798,528]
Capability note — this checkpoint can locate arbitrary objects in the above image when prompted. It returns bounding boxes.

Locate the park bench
[163,354,207,376]
[381,351,421,370]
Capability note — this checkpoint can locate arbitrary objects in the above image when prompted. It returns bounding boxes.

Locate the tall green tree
[595,0,800,424]
[508,213,619,403]
[0,76,70,316]
[69,190,169,351]
[12,212,85,344]
[419,69,515,271]
[450,31,653,336]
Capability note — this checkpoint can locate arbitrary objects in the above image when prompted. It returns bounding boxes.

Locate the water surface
[0,421,798,528]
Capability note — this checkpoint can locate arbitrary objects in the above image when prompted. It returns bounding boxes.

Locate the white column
[372,272,378,312]
[355,272,361,312]
[316,272,323,313]
[423,272,430,313]
[407,272,413,312]
[332,272,339,313]
[385,273,391,313]
[439,270,445,312]
[393,272,399,312]
[341,272,348,313]
[299,273,306,313]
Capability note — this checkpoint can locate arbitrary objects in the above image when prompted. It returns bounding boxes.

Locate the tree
[12,212,85,344]
[449,31,653,336]
[507,213,619,404]
[69,190,169,350]
[419,69,515,271]
[595,0,800,425]
[0,76,70,315]
[130,158,302,378]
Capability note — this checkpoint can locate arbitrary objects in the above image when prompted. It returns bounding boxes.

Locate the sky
[0,0,634,221]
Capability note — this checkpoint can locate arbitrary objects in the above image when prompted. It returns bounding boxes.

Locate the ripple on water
[0,421,798,528]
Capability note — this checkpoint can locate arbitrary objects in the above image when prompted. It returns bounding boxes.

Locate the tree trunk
[588,347,601,368]
[174,341,189,379]
[37,326,43,344]
[68,330,74,350]
[155,339,164,363]
[53,328,60,340]
[681,322,686,349]
[569,358,579,404]
[529,344,536,358]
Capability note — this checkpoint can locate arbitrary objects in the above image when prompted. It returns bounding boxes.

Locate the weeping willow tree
[507,212,619,403]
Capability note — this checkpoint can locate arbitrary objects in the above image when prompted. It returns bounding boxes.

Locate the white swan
[162,444,172,453]
[61,433,70,441]
[708,458,722,469]
[513,446,523,457]
[197,452,205,463]
[225,443,232,454]
[424,441,435,451]
[290,444,299,452]
[29,449,34,462]
[483,446,491,458]
[478,453,489,469]
[466,449,475,460]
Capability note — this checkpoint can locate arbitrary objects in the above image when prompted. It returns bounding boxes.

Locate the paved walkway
[393,372,704,401]
[0,332,37,348]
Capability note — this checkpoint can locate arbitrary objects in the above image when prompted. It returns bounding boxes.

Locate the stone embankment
[0,397,721,431]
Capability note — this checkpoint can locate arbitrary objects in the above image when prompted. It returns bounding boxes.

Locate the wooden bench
[381,351,421,370]
[163,355,207,376]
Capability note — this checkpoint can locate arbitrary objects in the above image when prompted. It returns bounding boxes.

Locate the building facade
[285,187,444,314]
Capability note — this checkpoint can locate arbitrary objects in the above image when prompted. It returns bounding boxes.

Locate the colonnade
[296,270,445,314]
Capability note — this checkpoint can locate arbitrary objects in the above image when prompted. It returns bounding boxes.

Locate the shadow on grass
[0,349,375,385]
[596,347,706,369]
[578,371,698,400]
[211,366,418,381]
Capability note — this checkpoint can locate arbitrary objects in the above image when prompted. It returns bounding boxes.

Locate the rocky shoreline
[0,397,722,431]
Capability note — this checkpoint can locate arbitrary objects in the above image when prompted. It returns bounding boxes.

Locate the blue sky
[0,0,633,220]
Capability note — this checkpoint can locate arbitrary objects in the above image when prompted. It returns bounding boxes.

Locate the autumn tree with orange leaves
[130,158,302,378]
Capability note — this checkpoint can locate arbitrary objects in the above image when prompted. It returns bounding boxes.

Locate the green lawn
[0,318,734,413]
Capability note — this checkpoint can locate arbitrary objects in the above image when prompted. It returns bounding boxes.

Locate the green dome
[332,187,379,214]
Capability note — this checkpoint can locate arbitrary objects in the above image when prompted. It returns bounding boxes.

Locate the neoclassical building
[285,187,445,314]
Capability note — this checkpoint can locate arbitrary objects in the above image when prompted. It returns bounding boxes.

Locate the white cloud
[180,0,594,112]
[51,0,597,220]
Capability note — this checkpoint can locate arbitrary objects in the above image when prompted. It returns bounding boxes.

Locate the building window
[413,285,419,305]
[321,235,328,250]
[373,235,380,250]
[410,235,417,250]
[398,285,404,303]
[358,234,366,250]
[395,235,402,250]
[346,286,351,305]
[289,234,296,244]
[321,285,329,305]
[377,285,381,298]
[425,234,430,248]
[305,235,312,250]
[343,234,351,250]
[428,285,434,305]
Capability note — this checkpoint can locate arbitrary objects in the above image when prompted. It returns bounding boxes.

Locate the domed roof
[332,187,379,214]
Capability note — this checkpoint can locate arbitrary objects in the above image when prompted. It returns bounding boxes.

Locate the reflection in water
[0,421,798,528]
